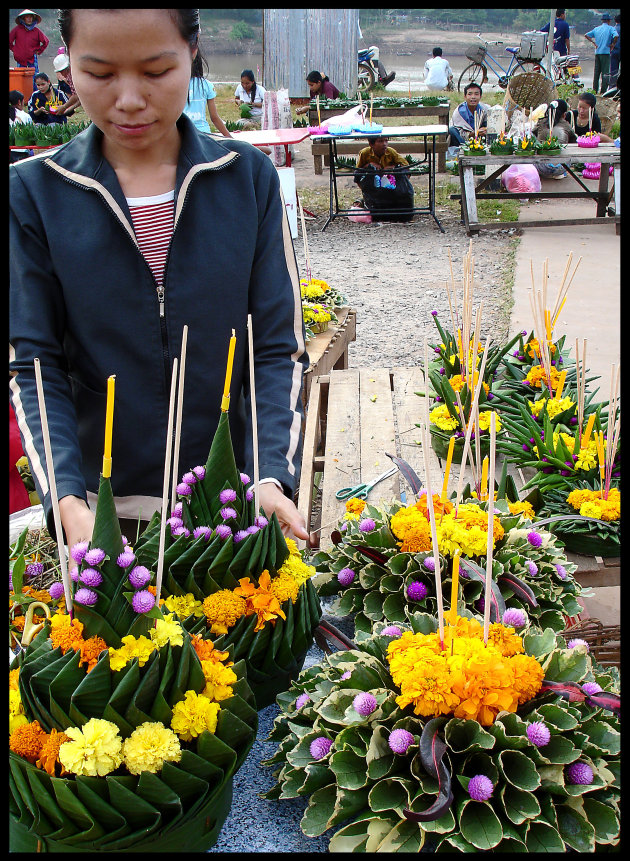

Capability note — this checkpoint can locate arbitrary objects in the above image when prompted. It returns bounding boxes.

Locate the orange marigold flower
[11,615,26,632]
[510,654,545,705]
[486,623,525,658]
[50,618,85,654]
[415,493,453,520]
[36,728,71,776]
[190,634,232,666]
[9,668,20,691]
[10,720,48,763]
[79,636,109,672]
[235,571,287,632]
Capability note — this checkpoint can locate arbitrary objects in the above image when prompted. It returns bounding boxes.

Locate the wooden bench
[303,306,357,411]
[311,139,449,177]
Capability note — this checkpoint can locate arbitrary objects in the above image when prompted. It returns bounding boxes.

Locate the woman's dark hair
[34,72,51,88]
[9,89,23,121]
[577,91,597,108]
[307,70,329,84]
[240,68,257,104]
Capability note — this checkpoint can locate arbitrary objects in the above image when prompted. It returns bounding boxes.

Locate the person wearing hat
[9,10,49,86]
[585,13,619,93]
[52,50,80,117]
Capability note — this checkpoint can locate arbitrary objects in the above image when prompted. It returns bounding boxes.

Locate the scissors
[336,466,398,501]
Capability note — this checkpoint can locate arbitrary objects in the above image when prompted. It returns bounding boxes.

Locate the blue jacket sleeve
[9,165,88,537]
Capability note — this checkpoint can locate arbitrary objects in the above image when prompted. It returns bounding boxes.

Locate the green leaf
[327,817,371,852]
[580,720,620,757]
[459,799,504,850]
[445,718,495,754]
[525,820,566,852]
[536,734,580,765]
[373,817,425,852]
[531,703,579,731]
[542,648,588,683]
[498,750,541,792]
[500,784,541,825]
[329,749,370,790]
[381,592,407,623]
[581,797,620,844]
[522,628,558,660]
[556,803,596,852]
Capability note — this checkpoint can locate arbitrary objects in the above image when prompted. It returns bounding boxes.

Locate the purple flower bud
[246,488,254,502]
[502,608,527,628]
[182,471,197,485]
[382,625,403,637]
[48,581,65,600]
[116,550,136,569]
[527,531,543,548]
[79,567,103,588]
[83,548,106,567]
[246,525,260,535]
[555,563,568,580]
[435,396,441,402]
[176,482,192,496]
[359,518,376,533]
[254,516,268,528]
[172,502,183,517]
[193,526,213,541]
[512,350,520,357]
[558,357,563,364]
[219,488,237,504]
[542,467,553,474]
[215,524,232,540]
[128,565,151,589]
[337,568,355,587]
[468,774,494,801]
[220,506,237,521]
[526,721,551,747]
[475,598,485,613]
[570,416,578,425]
[434,347,441,354]
[522,380,530,386]
[529,437,536,444]
[295,693,311,709]
[541,456,548,462]
[526,561,538,577]
[192,466,206,481]
[561,469,571,477]
[120,536,129,547]
[567,638,589,652]
[234,530,249,543]
[70,541,89,564]
[566,762,594,785]
[423,557,436,572]
[431,310,438,316]
[486,393,494,400]
[564,461,573,468]
[240,472,251,485]
[25,562,44,578]
[522,444,529,452]
[582,682,603,696]
[389,728,415,754]
[353,692,378,716]
[309,736,333,760]
[340,671,352,680]
[171,526,190,538]
[70,568,79,583]
[340,522,348,532]
[439,367,445,375]
[407,581,428,601]
[132,589,155,614]
[74,587,98,606]
[551,360,556,366]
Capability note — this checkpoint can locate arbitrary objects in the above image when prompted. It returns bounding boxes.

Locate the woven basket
[568,94,618,135]
[560,618,620,668]
[465,44,487,64]
[503,72,558,123]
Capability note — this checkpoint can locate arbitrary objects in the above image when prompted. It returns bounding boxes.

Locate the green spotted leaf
[556,803,596,852]
[525,820,566,852]
[581,797,620,844]
[329,749,370,790]
[499,783,541,825]
[459,799,503,850]
[498,749,541,791]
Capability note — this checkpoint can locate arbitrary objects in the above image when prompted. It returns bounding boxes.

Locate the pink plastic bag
[348,206,372,223]
[501,164,542,194]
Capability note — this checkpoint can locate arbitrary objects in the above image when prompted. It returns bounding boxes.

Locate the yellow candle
[102,375,115,478]
[552,295,568,328]
[221,329,236,412]
[450,552,460,625]
[554,369,567,400]
[582,413,596,447]
[544,309,552,343]
[441,435,456,502]
[480,456,489,501]
[370,94,373,125]
[316,95,321,127]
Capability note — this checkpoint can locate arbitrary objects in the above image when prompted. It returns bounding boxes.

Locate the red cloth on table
[10,402,31,514]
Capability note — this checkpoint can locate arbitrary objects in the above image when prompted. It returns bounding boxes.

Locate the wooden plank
[312,141,448,157]
[465,217,620,234]
[461,164,477,232]
[358,369,399,506]
[303,308,357,408]
[297,375,324,543]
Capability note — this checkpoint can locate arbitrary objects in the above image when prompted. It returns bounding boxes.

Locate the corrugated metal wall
[263,9,359,97]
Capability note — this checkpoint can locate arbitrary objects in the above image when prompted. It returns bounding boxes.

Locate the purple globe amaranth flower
[246,525,260,535]
[560,470,571,477]
[254,515,268,528]
[353,692,378,716]
[486,392,494,400]
[527,531,543,548]
[246,488,254,502]
[468,774,494,801]
[220,506,237,521]
[555,563,568,580]
[234,530,249,544]
[439,367,446,375]
[423,557,436,572]
[512,350,520,358]
[567,638,589,652]
[522,379,531,386]
[182,471,197,485]
[566,762,594,786]
[25,562,44,578]
[359,518,376,533]
[74,588,98,606]
[128,565,152,589]
[48,581,65,600]
[171,526,190,538]
[70,568,79,583]
[502,608,528,628]
[388,728,415,755]
[79,567,103,588]
[569,416,578,425]
[340,671,352,680]
[70,541,90,565]
[219,488,237,504]
[132,589,155,614]
[337,568,356,587]
[526,721,551,747]
[382,625,403,637]
[83,548,106,567]
[215,524,232,540]
[172,502,184,517]
[295,693,311,709]
[176,482,192,496]
[240,472,251,485]
[522,444,529,452]
[117,550,136,569]
[309,736,333,760]
[431,310,438,316]
[193,526,213,541]
[192,466,206,481]
[526,561,538,577]
[340,522,348,532]
[407,580,428,601]
[582,682,603,696]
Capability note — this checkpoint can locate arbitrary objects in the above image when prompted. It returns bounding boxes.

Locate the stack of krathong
[132,325,321,710]
[261,611,620,852]
[9,367,257,853]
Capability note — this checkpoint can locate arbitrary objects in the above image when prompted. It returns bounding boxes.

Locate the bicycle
[458,33,549,93]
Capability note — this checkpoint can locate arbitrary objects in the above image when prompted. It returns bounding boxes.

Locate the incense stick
[247,314,260,516]
[170,325,188,510]
[483,411,497,645]
[423,337,445,647]
[299,201,311,282]
[156,357,178,604]
[454,339,491,511]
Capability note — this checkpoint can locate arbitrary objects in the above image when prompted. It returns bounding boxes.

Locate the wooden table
[454,143,621,235]
[231,127,311,167]
[309,104,450,173]
[303,306,356,410]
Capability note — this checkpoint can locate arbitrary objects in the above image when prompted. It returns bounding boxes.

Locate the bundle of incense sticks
[574,338,588,439]
[603,364,620,498]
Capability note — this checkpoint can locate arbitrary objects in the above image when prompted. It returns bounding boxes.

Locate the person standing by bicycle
[447,83,490,147]
[540,9,571,56]
[584,13,618,93]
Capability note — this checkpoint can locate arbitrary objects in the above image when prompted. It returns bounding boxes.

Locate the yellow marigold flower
[10,719,47,763]
[49,611,71,631]
[9,689,28,734]
[79,635,108,672]
[163,593,204,620]
[525,365,561,390]
[486,623,525,658]
[393,653,460,717]
[277,554,316,587]
[572,489,620,522]
[344,497,367,520]
[574,448,597,471]
[451,649,519,725]
[508,500,536,520]
[430,403,460,431]
[202,590,247,635]
[108,635,156,672]
[200,660,238,702]
[415,493,453,520]
[448,373,489,396]
[437,504,504,558]
[9,668,19,691]
[525,339,556,360]
[58,718,123,777]
[36,728,70,776]
[510,654,544,705]
[170,690,220,741]
[50,618,85,654]
[122,721,182,775]
[284,537,301,556]
[477,411,501,432]
[149,613,185,649]
[269,571,300,605]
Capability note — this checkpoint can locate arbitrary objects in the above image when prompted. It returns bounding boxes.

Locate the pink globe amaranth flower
[171,526,190,538]
[70,568,79,583]
[526,721,551,747]
[423,556,436,572]
[192,465,206,481]
[193,526,213,541]
[240,472,251,485]
[116,550,136,569]
[526,561,538,577]
[219,488,237,504]
[182,471,197,485]
[566,762,594,786]
[234,530,249,544]
[120,535,128,547]
[254,515,268,528]
[295,693,310,709]
[48,581,65,600]
[220,506,237,521]
[359,518,376,533]
[132,589,155,614]
[340,671,352,680]
[406,580,427,601]
[340,522,348,532]
[167,516,184,529]
[176,482,192,496]
[25,562,44,578]
[555,564,568,580]
[83,548,106,567]
[309,737,333,760]
[246,525,260,535]
[468,774,494,801]
[79,567,103,588]
[353,692,378,716]
[567,638,589,652]
[246,488,254,502]
[128,565,151,589]
[215,524,232,540]
[337,568,355,587]
[582,682,603,696]
[74,588,98,606]
[388,728,415,754]
[502,608,528,628]
[382,625,403,637]
[172,502,183,517]
[70,541,89,565]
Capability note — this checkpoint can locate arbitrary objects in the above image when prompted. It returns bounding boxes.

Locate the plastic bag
[348,206,372,223]
[319,104,366,131]
[262,88,294,167]
[501,163,541,194]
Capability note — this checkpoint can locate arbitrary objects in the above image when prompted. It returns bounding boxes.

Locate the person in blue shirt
[609,15,620,86]
[585,13,619,93]
[447,83,490,146]
[182,53,231,137]
[540,9,571,56]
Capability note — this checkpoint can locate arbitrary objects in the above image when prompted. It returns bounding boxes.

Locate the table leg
[596,160,610,218]
[322,139,336,231]
[429,135,445,233]
[285,145,291,168]
[613,166,620,215]
[460,164,479,234]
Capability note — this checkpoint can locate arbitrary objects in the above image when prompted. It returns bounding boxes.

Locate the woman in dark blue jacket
[27,72,69,125]
[10,9,309,553]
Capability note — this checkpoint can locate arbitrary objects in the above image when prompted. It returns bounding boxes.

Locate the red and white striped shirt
[127,190,175,288]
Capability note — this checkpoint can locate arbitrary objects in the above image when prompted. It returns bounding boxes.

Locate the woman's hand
[258,483,315,546]
[58,495,95,569]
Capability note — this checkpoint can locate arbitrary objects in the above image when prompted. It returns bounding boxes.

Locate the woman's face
[307,79,321,95]
[240,76,254,93]
[35,77,51,94]
[577,100,592,120]
[68,10,195,154]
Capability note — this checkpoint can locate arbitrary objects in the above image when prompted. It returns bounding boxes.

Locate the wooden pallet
[303,307,356,411]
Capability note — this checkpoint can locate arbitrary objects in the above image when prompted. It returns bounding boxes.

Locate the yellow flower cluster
[477,411,502,432]
[121,722,182,775]
[277,554,316,589]
[108,634,156,671]
[525,365,561,390]
[344,497,367,521]
[430,403,459,431]
[552,431,599,471]
[58,718,123,777]
[300,278,329,301]
[567,487,620,522]
[302,304,333,325]
[386,617,544,726]
[9,687,28,734]
[200,660,238,702]
[528,396,575,420]
[438,504,505,558]
[202,590,248,635]
[390,504,432,553]
[466,137,486,152]
[163,593,205,619]
[525,339,556,360]
[507,500,536,520]
[235,571,287,632]
[448,373,489,396]
[170,690,220,741]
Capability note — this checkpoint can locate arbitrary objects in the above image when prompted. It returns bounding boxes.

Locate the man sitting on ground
[353,136,414,222]
[424,47,454,91]
[448,83,490,146]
